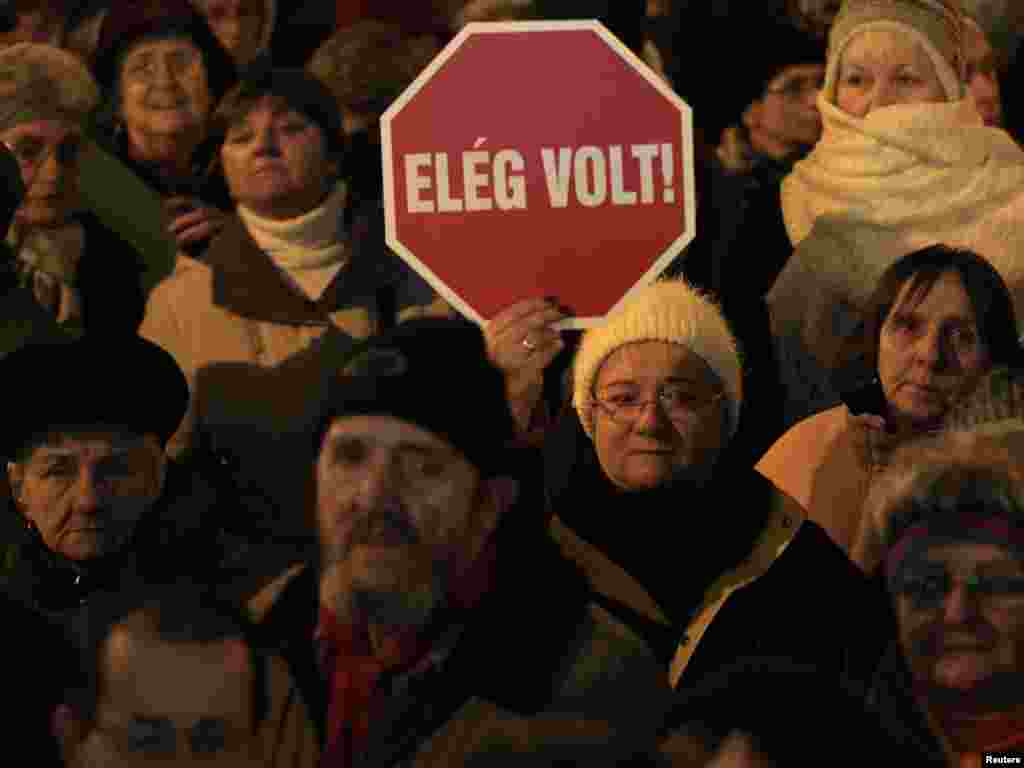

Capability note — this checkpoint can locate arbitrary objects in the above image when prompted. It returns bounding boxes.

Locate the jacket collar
[203,216,403,325]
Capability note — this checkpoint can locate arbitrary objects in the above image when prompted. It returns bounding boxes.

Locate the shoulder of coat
[759,405,849,467]
[146,254,214,301]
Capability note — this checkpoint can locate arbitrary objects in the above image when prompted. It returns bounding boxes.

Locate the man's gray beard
[352,568,447,630]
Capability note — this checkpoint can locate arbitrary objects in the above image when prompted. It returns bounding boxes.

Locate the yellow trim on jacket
[669,495,806,688]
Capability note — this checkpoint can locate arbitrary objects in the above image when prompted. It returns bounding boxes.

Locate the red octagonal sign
[382,20,694,328]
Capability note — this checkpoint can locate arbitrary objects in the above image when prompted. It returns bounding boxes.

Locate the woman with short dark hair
[140,65,452,599]
[759,244,1022,556]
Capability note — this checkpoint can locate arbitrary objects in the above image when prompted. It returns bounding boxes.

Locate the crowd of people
[4,0,1024,765]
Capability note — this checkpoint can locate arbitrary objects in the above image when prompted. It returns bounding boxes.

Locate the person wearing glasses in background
[715,15,826,180]
[544,278,894,700]
[0,43,146,337]
[869,459,1024,765]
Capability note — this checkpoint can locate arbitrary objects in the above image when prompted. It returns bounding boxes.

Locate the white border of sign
[381,20,696,330]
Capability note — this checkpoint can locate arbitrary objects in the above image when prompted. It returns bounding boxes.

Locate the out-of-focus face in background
[893,540,1024,704]
[964,18,1003,128]
[835,27,947,117]
[190,0,266,69]
[744,63,825,157]
[66,613,262,767]
[3,118,82,228]
[119,36,212,152]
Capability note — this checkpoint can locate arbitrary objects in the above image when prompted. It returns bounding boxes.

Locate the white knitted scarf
[778,95,1024,312]
[782,94,1024,250]
[238,181,349,299]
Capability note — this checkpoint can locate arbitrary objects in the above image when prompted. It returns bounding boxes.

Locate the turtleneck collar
[238,181,350,271]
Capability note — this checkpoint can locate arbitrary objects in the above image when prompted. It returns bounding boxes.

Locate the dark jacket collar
[202,216,405,326]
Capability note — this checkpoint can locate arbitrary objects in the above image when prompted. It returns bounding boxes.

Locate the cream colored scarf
[782,95,1024,246]
[778,95,1024,313]
[238,181,349,300]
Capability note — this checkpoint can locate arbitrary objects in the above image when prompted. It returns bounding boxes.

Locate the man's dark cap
[317,318,517,475]
[0,335,189,461]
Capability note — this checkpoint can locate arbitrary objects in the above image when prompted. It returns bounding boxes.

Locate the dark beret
[0,335,189,460]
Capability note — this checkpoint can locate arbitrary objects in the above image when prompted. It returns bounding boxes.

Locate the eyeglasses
[765,76,824,100]
[891,563,1024,610]
[592,384,724,426]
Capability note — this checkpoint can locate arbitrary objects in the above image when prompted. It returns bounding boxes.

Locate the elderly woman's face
[591,341,726,492]
[893,540,1024,699]
[835,28,947,117]
[119,37,212,143]
[6,432,163,561]
[3,119,83,228]
[220,94,337,219]
[877,271,989,431]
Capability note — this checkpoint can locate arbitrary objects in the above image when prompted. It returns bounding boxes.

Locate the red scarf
[316,538,498,767]
[928,697,1024,767]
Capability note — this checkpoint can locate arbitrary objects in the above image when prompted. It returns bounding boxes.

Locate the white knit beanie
[572,279,742,441]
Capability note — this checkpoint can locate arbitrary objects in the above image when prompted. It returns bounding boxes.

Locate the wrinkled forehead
[23,428,145,462]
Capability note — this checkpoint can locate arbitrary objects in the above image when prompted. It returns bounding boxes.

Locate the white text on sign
[403,143,676,214]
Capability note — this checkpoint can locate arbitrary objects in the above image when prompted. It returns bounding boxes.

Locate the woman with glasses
[544,278,893,698]
[770,0,1024,429]
[759,245,1022,558]
[0,43,146,337]
[869,458,1024,764]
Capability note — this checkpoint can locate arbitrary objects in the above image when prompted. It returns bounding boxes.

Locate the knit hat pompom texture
[573,279,742,441]
[824,0,965,104]
[0,44,99,134]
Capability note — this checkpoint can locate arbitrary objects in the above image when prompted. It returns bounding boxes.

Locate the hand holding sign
[383,21,694,329]
[484,297,566,433]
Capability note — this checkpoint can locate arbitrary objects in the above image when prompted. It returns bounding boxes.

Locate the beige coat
[140,218,451,587]
[756,404,919,561]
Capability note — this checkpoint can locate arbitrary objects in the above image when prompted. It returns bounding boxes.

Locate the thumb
[707,731,769,768]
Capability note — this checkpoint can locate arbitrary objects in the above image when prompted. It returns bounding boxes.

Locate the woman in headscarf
[769,0,1024,429]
